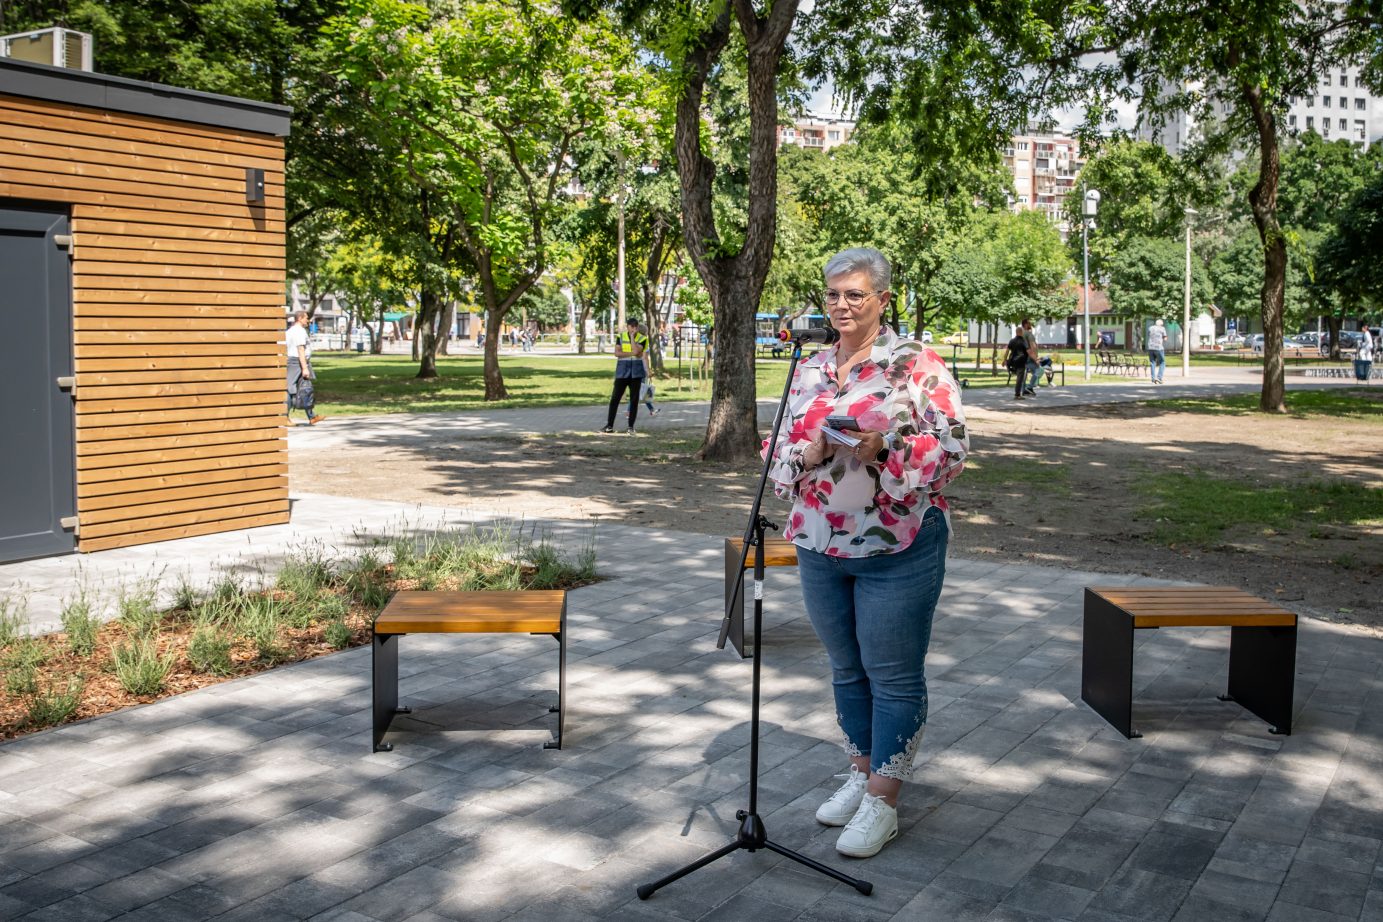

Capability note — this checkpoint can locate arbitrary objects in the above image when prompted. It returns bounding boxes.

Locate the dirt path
[293,399,1382,633]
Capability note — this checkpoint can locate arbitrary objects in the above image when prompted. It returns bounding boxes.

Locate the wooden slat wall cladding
[0,92,289,552]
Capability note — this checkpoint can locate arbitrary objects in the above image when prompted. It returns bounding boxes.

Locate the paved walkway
[1,491,1380,921]
[2,373,1380,921]
[287,366,1297,452]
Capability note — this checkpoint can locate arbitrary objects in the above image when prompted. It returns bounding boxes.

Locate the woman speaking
[765,247,968,858]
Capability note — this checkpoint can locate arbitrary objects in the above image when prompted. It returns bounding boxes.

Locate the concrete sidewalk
[1,494,1380,921]
[286,369,1297,451]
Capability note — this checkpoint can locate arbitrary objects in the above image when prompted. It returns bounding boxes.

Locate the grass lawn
[311,352,794,416]
[1133,474,1383,549]
[1143,387,1383,420]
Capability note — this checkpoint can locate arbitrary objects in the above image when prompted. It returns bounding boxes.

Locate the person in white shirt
[286,311,324,424]
[1356,322,1374,382]
[1147,319,1168,384]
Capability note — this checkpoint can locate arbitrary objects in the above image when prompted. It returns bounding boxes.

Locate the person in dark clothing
[603,318,649,434]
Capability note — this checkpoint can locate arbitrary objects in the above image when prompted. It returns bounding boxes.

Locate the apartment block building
[776,113,855,151]
[1003,133,1086,224]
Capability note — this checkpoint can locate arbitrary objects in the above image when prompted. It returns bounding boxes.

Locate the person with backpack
[1006,319,1039,399]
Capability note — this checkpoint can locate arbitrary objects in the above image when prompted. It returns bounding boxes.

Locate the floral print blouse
[764,326,968,557]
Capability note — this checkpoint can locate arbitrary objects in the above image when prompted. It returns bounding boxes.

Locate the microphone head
[777,328,791,342]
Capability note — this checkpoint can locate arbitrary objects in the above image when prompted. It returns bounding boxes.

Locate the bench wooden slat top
[375,591,564,634]
[1087,587,1296,629]
[725,537,799,568]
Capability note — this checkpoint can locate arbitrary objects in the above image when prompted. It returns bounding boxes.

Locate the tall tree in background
[326,0,653,393]
[1064,0,1377,411]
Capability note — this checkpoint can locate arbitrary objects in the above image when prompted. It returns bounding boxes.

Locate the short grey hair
[823,247,891,292]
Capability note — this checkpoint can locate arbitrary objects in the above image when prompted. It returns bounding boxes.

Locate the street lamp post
[1183,206,1198,379]
[1082,189,1100,380]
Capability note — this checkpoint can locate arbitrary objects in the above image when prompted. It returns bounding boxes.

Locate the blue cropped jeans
[795,506,949,780]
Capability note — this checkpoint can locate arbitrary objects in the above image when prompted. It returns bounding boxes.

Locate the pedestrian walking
[602,318,649,434]
[286,311,324,425]
[1355,322,1374,382]
[1147,318,1167,384]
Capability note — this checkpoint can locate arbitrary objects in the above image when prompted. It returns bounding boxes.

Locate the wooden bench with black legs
[372,590,567,752]
[722,537,798,658]
[1082,586,1297,740]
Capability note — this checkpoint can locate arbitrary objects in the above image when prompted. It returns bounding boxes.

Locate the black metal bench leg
[1224,624,1296,735]
[372,632,409,752]
[723,539,748,658]
[545,598,567,750]
[1082,591,1139,739]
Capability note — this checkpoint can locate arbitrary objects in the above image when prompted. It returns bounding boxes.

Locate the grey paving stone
[1276,859,1371,918]
[999,874,1097,920]
[15,892,121,922]
[1084,867,1192,921]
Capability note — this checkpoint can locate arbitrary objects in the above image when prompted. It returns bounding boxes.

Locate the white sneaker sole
[815,808,857,827]
[835,824,898,858]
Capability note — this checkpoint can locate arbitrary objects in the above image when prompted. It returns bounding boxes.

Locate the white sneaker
[835,793,898,858]
[815,766,868,826]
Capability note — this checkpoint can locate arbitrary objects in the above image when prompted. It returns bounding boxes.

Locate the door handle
[56,376,76,393]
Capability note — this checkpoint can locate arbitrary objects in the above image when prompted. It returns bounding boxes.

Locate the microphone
[777,327,840,345]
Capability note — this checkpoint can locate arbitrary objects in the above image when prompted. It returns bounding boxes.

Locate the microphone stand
[636,335,872,901]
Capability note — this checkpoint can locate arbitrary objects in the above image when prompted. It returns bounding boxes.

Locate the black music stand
[635,334,872,901]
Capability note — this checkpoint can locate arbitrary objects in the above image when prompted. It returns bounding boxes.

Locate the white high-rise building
[1139,65,1383,154]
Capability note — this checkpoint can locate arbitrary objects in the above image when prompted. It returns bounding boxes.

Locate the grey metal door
[0,203,75,562]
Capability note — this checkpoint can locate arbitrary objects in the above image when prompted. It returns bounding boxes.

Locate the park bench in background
[1082,586,1296,740]
[723,536,798,657]
[372,590,567,752]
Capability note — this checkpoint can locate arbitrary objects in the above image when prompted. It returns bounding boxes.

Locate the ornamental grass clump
[60,590,102,657]
[238,595,288,664]
[0,596,26,648]
[111,635,176,696]
[21,674,83,729]
[117,584,162,637]
[187,623,234,676]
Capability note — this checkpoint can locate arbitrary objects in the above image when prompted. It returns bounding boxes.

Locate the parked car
[1216,332,1244,346]
[919,330,934,343]
[941,331,969,345]
[1338,330,1363,349]
[1246,333,1265,352]
[1292,331,1322,348]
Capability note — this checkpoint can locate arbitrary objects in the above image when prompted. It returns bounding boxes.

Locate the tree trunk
[576,296,590,354]
[416,288,443,379]
[438,301,455,356]
[1241,80,1287,413]
[672,0,798,462]
[482,307,508,399]
[1325,312,1343,361]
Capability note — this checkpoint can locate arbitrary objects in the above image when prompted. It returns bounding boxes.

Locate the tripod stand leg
[763,839,873,895]
[636,839,742,900]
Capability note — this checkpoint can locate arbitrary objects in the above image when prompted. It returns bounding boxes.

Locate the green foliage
[111,636,176,696]
[238,596,288,664]
[930,211,1074,327]
[172,576,201,612]
[0,596,27,649]
[344,551,393,609]
[20,674,84,729]
[321,0,658,390]
[1107,236,1213,322]
[187,625,235,676]
[0,637,51,673]
[117,584,163,637]
[1062,141,1187,280]
[1316,172,1383,313]
[60,591,102,658]
[325,619,354,650]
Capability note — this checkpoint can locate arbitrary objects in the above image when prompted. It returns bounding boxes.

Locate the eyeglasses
[823,289,884,307]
